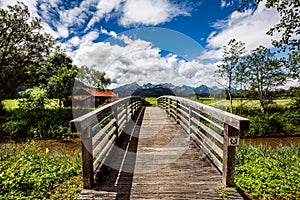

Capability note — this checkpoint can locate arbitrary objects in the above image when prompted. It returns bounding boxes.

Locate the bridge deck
[77,107,243,200]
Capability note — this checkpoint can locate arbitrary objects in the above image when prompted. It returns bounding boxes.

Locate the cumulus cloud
[206,0,280,59]
[119,0,190,27]
[68,31,217,88]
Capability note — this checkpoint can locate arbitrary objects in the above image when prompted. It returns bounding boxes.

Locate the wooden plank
[191,125,223,158]
[191,133,223,172]
[91,113,113,134]
[93,134,117,170]
[192,109,224,131]
[92,119,116,145]
[93,126,116,158]
[178,108,189,118]
[117,108,127,121]
[191,117,223,144]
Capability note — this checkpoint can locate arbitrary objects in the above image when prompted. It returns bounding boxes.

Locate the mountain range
[112,82,223,97]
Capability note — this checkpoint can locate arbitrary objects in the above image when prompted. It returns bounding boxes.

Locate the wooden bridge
[70,96,250,199]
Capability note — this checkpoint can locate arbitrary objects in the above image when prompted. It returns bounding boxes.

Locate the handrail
[157,95,250,187]
[70,96,144,189]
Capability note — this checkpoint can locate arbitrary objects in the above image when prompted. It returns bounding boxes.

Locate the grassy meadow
[2,99,60,109]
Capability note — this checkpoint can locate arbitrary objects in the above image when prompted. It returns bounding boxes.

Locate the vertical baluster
[81,126,93,189]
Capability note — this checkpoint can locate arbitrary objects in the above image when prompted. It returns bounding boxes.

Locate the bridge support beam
[81,127,94,189]
[222,124,237,187]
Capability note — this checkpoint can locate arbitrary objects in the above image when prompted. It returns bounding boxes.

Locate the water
[241,137,300,148]
[0,137,81,157]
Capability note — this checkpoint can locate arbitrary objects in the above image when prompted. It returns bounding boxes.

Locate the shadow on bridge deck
[77,107,244,200]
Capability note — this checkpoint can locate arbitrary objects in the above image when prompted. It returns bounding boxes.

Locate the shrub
[0,142,82,199]
[2,119,30,137]
[235,144,300,199]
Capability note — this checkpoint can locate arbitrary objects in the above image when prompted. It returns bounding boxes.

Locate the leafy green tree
[239,0,299,50]
[77,66,111,90]
[47,52,78,110]
[18,87,48,118]
[216,39,246,113]
[0,2,55,101]
[264,0,299,51]
[239,0,299,81]
[245,46,286,113]
[235,60,249,114]
[285,51,300,81]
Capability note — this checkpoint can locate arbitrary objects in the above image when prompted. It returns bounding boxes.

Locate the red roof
[83,88,117,97]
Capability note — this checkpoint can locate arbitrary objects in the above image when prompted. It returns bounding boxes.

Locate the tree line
[216,0,299,113]
[0,2,111,111]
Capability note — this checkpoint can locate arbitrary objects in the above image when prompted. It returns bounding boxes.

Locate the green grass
[195,98,214,105]
[235,144,300,199]
[2,99,19,109]
[145,97,158,105]
[210,98,293,110]
[0,141,82,199]
[2,99,60,109]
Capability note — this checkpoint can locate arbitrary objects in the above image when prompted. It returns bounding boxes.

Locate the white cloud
[206,0,281,59]
[85,0,124,31]
[68,33,218,89]
[119,0,189,27]
[100,27,118,38]
[220,0,233,8]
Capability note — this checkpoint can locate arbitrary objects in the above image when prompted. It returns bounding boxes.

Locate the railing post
[222,123,237,187]
[166,98,170,115]
[81,126,93,189]
[176,100,180,124]
[188,106,192,141]
[112,104,120,136]
[125,101,129,122]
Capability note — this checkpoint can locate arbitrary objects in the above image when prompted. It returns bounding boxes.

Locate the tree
[19,87,48,111]
[239,0,299,50]
[216,39,246,113]
[47,52,78,110]
[245,46,286,113]
[239,0,299,80]
[285,51,300,81]
[235,60,249,114]
[77,66,111,90]
[0,2,55,101]
[264,0,299,51]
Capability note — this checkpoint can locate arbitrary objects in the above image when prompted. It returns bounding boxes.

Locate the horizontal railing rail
[157,95,250,187]
[70,96,144,189]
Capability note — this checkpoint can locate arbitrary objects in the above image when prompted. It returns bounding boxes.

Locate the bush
[1,108,74,138]
[235,144,300,199]
[0,142,82,199]
[2,119,30,137]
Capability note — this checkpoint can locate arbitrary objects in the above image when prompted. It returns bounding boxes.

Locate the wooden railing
[70,96,143,189]
[157,96,250,187]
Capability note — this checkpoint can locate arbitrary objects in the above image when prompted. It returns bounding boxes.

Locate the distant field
[145,97,157,105]
[206,98,293,109]
[2,99,60,109]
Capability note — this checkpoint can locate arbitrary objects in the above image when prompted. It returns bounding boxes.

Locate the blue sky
[0,0,283,88]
